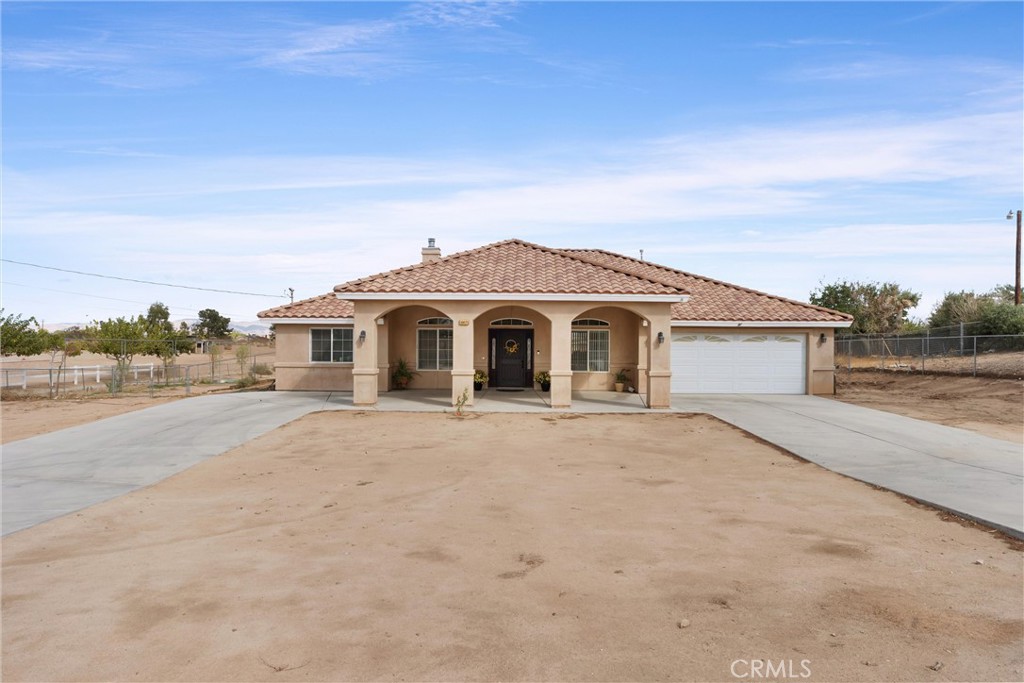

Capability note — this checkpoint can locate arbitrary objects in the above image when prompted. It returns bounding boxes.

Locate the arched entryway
[488,317,535,388]
[474,306,550,391]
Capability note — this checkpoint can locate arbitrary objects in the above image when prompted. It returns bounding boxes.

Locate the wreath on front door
[504,339,519,355]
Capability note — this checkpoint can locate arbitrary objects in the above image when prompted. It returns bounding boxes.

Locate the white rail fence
[2,352,274,396]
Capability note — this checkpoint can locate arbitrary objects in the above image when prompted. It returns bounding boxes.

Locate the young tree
[810,280,921,335]
[84,316,152,390]
[193,308,231,339]
[37,329,82,398]
[235,343,252,378]
[147,323,194,382]
[0,311,45,357]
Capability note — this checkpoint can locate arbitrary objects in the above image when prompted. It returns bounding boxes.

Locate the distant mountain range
[43,319,273,336]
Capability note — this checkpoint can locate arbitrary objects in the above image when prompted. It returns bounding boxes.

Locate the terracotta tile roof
[259,240,852,324]
[258,292,354,320]
[562,249,853,323]
[333,239,687,296]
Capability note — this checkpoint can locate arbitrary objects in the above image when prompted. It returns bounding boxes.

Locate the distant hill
[42,319,273,337]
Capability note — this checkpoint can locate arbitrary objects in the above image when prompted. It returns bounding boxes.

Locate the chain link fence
[836,329,1024,379]
[1,340,275,398]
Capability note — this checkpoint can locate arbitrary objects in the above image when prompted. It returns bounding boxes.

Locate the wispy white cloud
[254,19,417,79]
[5,107,1018,228]
[753,38,875,49]
[406,1,519,30]
[3,3,531,87]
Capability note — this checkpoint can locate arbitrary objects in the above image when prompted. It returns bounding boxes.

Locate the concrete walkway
[672,395,1024,539]
[4,390,1021,539]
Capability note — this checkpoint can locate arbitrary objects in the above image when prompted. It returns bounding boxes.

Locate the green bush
[975,303,1024,336]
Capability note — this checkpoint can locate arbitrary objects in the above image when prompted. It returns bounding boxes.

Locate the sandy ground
[834,370,1024,443]
[2,412,1021,682]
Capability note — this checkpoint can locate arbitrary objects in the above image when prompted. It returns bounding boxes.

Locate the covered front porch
[350,299,675,410]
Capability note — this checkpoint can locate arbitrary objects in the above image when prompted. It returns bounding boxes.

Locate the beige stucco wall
[670,326,837,395]
[272,323,354,391]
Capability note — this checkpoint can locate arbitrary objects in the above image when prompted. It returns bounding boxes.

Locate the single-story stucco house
[258,239,853,409]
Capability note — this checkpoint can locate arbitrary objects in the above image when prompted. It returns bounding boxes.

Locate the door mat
[496,388,526,392]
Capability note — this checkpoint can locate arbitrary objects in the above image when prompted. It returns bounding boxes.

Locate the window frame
[570,319,611,373]
[309,327,354,364]
[416,318,454,371]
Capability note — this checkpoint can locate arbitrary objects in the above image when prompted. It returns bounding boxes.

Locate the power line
[1,259,288,299]
[2,281,198,315]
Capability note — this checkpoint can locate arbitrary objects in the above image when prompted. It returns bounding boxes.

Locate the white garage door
[670,332,806,394]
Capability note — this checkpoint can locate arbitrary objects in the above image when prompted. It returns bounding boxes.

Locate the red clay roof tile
[258,293,354,320]
[333,239,687,296]
[562,249,852,323]
[258,239,852,324]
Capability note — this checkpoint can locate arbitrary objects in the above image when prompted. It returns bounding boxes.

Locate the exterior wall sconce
[818,333,827,345]
[657,331,665,344]
[358,330,366,343]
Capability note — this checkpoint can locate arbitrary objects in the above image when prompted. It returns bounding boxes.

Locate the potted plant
[473,369,488,391]
[534,370,551,392]
[392,358,417,390]
[613,368,630,392]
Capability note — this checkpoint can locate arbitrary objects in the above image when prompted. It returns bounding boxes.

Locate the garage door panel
[671,332,806,394]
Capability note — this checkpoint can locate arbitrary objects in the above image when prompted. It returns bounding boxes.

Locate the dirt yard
[834,370,1024,443]
[3,412,1021,682]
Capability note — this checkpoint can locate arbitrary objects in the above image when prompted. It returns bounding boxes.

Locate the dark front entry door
[489,329,533,388]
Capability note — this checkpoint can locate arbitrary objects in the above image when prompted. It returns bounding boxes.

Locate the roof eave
[260,317,355,325]
[335,292,689,303]
[671,319,853,328]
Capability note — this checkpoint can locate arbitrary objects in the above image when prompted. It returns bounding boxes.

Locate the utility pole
[1009,211,1022,306]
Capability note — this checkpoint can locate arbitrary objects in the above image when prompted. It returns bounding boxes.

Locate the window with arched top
[417,318,453,370]
[489,318,533,327]
[571,319,610,371]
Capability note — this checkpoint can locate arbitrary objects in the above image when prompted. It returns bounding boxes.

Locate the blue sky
[2,1,1022,328]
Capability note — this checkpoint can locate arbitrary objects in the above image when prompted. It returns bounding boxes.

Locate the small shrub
[233,376,258,389]
[251,363,273,376]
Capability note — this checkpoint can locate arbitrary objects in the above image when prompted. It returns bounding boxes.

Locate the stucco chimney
[422,237,441,263]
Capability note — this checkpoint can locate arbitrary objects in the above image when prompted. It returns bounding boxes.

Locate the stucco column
[352,308,380,406]
[376,317,390,393]
[548,313,573,409]
[451,316,475,407]
[645,312,672,409]
[637,323,650,395]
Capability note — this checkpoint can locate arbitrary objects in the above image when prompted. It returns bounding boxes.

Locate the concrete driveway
[5,390,1021,540]
[673,395,1024,539]
[2,391,349,535]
